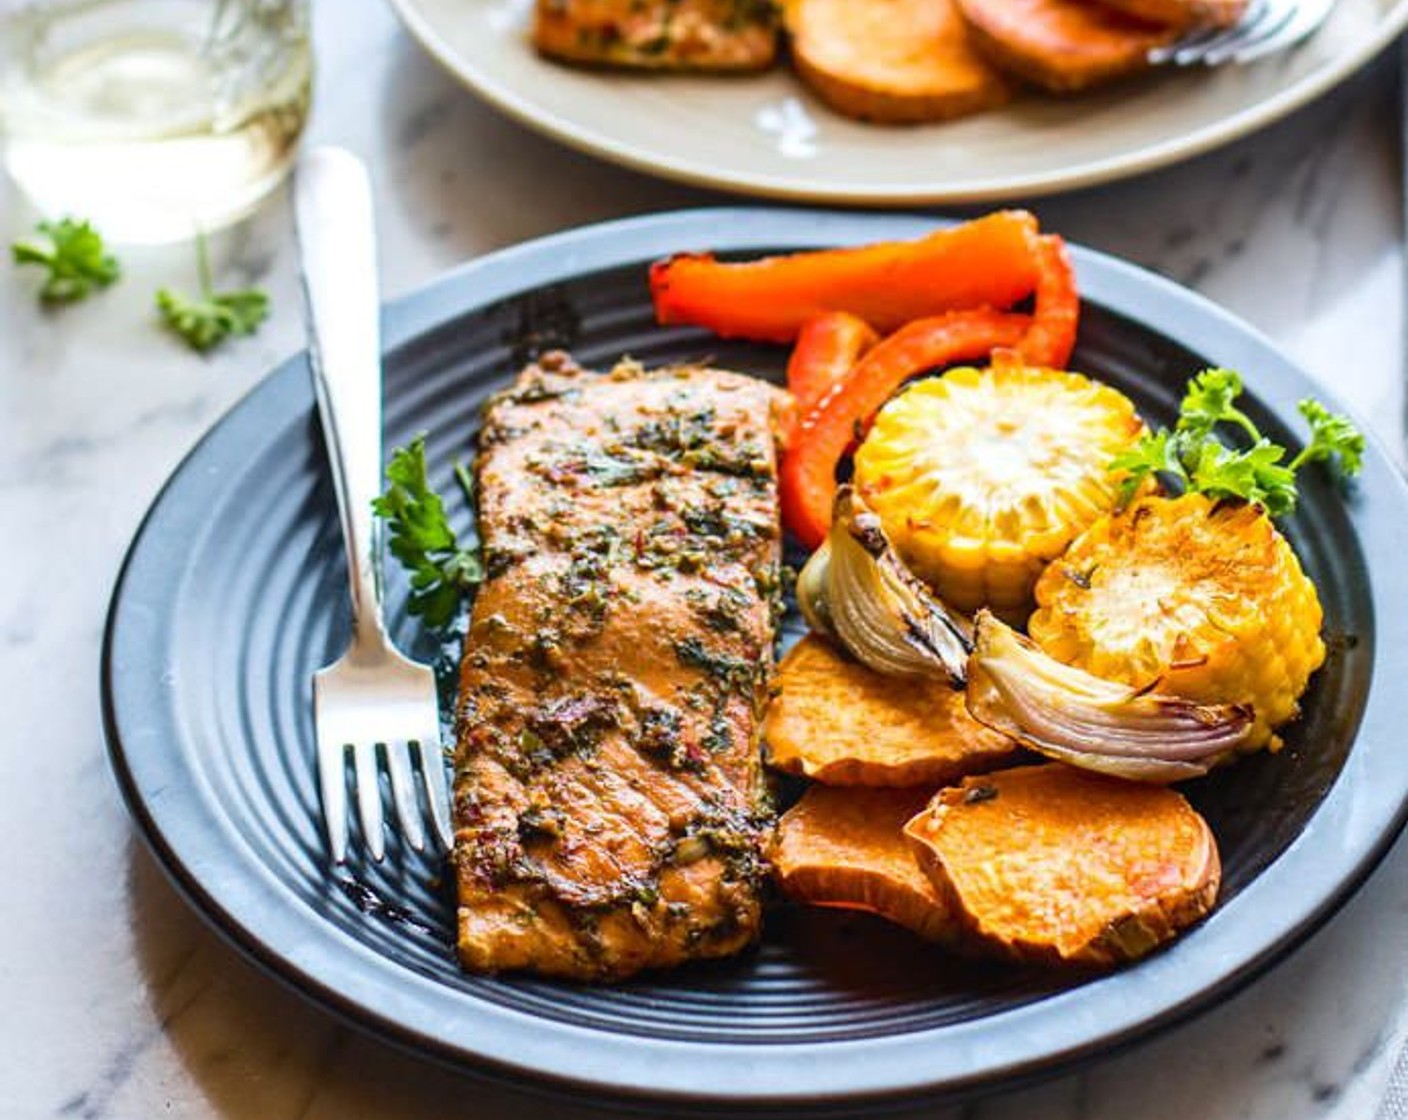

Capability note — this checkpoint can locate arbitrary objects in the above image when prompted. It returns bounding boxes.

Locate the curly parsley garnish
[156,232,268,352]
[1111,368,1364,517]
[372,434,482,631]
[11,217,121,303]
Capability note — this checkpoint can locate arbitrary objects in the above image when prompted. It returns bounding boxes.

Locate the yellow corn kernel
[852,354,1145,619]
[1028,493,1325,751]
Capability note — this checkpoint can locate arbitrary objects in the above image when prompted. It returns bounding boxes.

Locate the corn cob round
[1028,493,1325,751]
[851,355,1145,619]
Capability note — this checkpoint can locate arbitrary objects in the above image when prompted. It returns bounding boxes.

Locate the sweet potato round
[955,0,1177,93]
[789,0,1012,124]
[773,785,954,941]
[1097,0,1246,31]
[763,634,1020,787]
[905,764,1220,965]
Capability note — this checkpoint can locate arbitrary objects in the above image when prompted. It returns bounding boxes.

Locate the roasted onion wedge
[797,486,971,684]
[966,611,1253,782]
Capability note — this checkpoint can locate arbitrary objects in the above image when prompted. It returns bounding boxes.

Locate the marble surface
[2,1,1407,1117]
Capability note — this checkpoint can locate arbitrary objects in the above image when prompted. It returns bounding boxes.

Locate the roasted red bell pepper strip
[780,309,1032,549]
[786,312,880,416]
[1017,234,1079,369]
[650,211,1041,343]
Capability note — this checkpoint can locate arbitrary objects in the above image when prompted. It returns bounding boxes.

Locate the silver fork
[1150,0,1334,67]
[294,146,453,864]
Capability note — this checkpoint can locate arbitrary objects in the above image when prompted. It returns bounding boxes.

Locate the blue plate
[102,208,1408,1112]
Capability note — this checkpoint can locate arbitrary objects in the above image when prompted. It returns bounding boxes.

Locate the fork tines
[1150,0,1333,67]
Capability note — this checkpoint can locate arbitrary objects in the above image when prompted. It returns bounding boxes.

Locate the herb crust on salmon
[453,352,787,981]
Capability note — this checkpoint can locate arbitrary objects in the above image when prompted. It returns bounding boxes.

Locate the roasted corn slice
[1028,493,1325,751]
[852,352,1145,620]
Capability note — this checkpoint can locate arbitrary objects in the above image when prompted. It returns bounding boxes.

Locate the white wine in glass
[1,0,312,243]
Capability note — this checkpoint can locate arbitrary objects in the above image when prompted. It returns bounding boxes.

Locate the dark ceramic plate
[103,209,1408,1113]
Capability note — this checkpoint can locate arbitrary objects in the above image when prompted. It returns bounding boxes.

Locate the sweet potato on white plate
[1098,0,1246,31]
[955,0,1176,93]
[789,0,1011,123]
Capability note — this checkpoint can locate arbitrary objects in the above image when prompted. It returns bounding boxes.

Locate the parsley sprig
[1111,368,1365,517]
[156,232,268,352]
[11,218,121,303]
[372,435,483,631]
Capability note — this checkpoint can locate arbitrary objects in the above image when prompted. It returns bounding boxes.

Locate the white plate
[388,0,1407,205]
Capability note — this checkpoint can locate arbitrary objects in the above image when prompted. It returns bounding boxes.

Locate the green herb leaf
[1111,369,1364,517]
[372,434,483,631]
[1110,428,1185,505]
[11,218,121,303]
[1175,368,1255,441]
[1184,436,1297,516]
[155,230,269,352]
[1292,398,1365,478]
[156,286,269,352]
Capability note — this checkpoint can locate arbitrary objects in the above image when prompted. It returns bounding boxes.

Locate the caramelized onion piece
[966,610,1253,783]
[796,486,970,684]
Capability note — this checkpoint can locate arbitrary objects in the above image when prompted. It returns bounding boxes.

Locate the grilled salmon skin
[532,0,781,70]
[453,352,787,981]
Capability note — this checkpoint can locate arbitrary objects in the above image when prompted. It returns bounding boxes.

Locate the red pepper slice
[780,309,1032,549]
[1017,234,1079,369]
[786,312,881,416]
[650,211,1041,343]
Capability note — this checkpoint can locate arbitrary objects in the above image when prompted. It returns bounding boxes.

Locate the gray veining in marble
[1,0,1405,1117]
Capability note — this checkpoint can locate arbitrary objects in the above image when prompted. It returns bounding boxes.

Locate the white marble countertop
[3,1,1407,1117]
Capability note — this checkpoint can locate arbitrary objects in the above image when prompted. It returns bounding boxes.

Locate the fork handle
[294,147,390,654]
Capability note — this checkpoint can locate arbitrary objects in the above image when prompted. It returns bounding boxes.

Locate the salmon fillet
[453,352,786,981]
[532,0,780,70]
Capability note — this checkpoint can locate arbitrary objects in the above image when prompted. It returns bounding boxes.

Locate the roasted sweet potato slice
[763,634,1019,786]
[788,0,1011,124]
[905,764,1220,965]
[1098,0,1246,31]
[955,0,1177,93]
[773,785,954,941]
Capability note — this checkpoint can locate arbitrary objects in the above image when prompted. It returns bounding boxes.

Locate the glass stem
[195,230,214,298]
